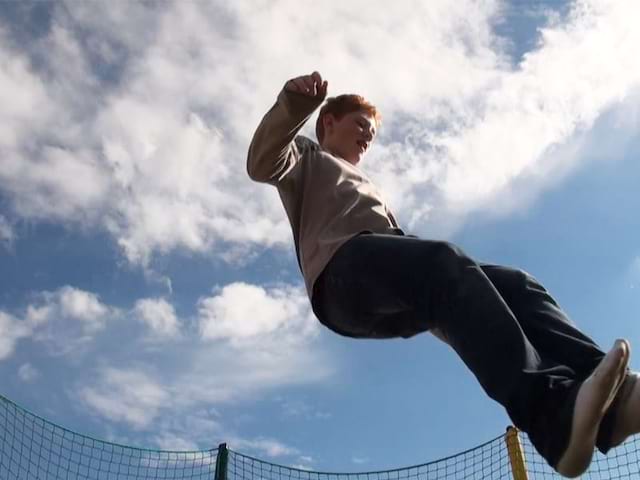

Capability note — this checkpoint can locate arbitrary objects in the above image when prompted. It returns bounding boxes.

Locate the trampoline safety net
[1,394,639,480]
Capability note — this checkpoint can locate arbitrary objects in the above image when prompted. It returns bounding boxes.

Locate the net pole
[215,443,228,480]
[505,427,529,480]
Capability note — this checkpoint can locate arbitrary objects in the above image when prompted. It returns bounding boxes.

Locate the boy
[247,71,639,477]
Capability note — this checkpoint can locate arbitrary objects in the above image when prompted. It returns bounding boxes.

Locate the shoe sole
[556,339,630,478]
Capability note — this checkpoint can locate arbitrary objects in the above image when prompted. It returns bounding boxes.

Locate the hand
[285,71,328,98]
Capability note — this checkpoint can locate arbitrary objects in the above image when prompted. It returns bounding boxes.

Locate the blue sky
[1,0,639,473]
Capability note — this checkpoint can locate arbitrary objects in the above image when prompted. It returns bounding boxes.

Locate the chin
[349,152,363,165]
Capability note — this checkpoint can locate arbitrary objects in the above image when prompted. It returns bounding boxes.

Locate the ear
[323,113,336,133]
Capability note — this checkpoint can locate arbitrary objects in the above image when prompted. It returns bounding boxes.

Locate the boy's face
[321,110,377,166]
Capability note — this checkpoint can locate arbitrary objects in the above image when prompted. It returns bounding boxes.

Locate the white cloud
[84,0,505,261]
[79,368,170,429]
[60,1,162,60]
[5,1,638,268]
[198,283,316,345]
[3,146,111,222]
[148,409,223,451]
[0,280,332,451]
[0,28,52,151]
[65,281,332,434]
[0,311,31,360]
[78,332,333,435]
[27,286,114,355]
[0,18,109,225]
[230,437,299,459]
[18,363,40,382]
[4,281,332,435]
[364,0,640,234]
[58,286,110,327]
[173,281,329,409]
[151,433,200,453]
[134,298,181,339]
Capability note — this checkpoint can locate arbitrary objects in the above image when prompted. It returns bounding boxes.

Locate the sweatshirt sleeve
[247,85,326,185]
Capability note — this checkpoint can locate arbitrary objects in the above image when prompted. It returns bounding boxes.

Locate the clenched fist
[285,71,328,98]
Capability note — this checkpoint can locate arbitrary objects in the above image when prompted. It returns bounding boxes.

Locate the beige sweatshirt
[247,85,403,299]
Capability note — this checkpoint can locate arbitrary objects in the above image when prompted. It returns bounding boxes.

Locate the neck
[321,142,358,166]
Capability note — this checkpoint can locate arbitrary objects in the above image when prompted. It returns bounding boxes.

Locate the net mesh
[228,437,510,480]
[2,393,640,480]
[520,433,640,480]
[0,395,218,479]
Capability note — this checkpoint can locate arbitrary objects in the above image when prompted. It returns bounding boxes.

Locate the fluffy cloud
[1,279,328,433]
[0,276,330,456]
[54,281,332,444]
[58,286,110,326]
[198,283,316,345]
[77,341,332,445]
[79,368,170,429]
[0,311,31,360]
[151,433,202,453]
[18,363,40,382]
[79,363,317,457]
[3,146,111,222]
[230,437,299,459]
[2,1,637,267]
[364,0,640,233]
[27,286,114,355]
[134,297,181,339]
[0,30,52,151]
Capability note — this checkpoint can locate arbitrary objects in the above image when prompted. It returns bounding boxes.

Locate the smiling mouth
[356,141,367,153]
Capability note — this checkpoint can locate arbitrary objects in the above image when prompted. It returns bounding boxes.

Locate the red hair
[315,94,381,143]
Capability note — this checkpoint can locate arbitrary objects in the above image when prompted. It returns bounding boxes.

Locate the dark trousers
[311,233,621,467]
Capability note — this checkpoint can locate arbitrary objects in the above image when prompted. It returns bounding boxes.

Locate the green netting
[0,395,218,479]
[520,433,640,480]
[227,438,510,480]
[2,392,640,480]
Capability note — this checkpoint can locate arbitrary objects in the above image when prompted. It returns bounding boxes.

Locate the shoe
[556,339,630,478]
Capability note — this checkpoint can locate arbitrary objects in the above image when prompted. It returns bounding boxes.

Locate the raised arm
[247,71,328,184]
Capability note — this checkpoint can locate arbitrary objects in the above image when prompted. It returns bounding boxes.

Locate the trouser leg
[480,264,621,453]
[312,233,585,467]
[479,264,604,375]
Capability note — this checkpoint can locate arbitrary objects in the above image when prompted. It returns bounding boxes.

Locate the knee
[498,267,548,300]
[430,241,474,275]
[432,241,471,263]
[487,265,536,288]
[508,267,533,286]
[516,268,544,288]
